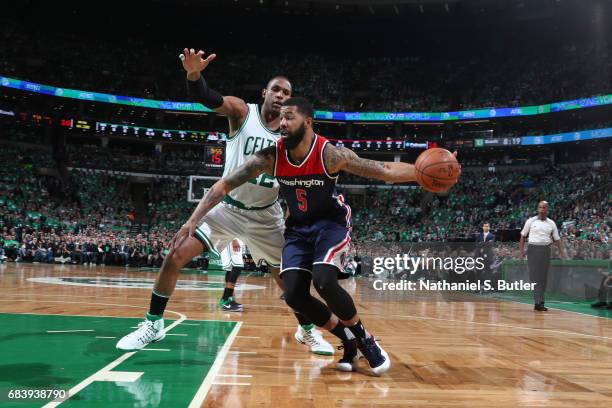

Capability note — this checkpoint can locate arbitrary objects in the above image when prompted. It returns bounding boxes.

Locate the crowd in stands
[65,144,221,176]
[0,227,166,268]
[348,164,610,260]
[0,145,146,265]
[1,142,609,267]
[0,144,199,266]
[0,126,223,176]
[147,177,193,234]
[2,17,609,113]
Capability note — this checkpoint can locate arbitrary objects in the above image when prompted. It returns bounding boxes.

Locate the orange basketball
[415,148,461,193]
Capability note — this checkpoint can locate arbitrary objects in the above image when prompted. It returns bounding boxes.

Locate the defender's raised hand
[179,48,216,77]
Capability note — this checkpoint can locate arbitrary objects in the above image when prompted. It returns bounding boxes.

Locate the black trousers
[597,276,612,303]
[527,245,551,304]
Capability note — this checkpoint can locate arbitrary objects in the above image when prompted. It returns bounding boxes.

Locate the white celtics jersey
[223,103,280,209]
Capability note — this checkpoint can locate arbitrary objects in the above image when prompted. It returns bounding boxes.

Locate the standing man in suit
[519,201,566,311]
[478,222,495,243]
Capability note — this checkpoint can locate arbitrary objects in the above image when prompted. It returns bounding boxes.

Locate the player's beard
[283,122,306,150]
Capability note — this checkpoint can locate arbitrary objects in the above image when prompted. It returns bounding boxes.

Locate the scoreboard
[474,137,522,147]
[331,139,419,151]
[15,110,601,150]
[205,146,224,168]
[95,122,224,143]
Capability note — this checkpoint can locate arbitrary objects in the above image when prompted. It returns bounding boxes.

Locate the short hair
[266,75,291,89]
[282,97,313,118]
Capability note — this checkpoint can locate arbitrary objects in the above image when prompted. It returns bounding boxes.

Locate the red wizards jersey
[274,134,350,227]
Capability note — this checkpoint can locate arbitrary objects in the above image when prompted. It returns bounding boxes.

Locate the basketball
[415,148,461,193]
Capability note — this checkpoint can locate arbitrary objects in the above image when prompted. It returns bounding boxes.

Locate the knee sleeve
[225,267,241,284]
[282,269,331,327]
[312,264,357,321]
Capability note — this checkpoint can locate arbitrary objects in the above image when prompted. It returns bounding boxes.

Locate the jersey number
[296,189,308,212]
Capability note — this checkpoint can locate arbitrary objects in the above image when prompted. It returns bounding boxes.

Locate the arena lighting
[314,96,611,120]
[520,127,612,145]
[1,75,610,122]
[0,76,213,113]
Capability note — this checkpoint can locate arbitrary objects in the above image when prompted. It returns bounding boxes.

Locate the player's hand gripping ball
[415,148,461,193]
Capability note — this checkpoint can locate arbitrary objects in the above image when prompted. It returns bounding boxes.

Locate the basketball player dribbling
[169,97,456,375]
[116,49,333,355]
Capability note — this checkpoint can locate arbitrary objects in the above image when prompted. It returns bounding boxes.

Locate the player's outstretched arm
[323,144,416,184]
[169,146,275,250]
[180,48,248,122]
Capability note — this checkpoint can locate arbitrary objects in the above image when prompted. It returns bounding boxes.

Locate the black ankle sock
[149,291,169,317]
[330,321,353,342]
[347,320,369,341]
[222,287,234,300]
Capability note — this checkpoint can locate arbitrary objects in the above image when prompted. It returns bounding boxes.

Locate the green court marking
[488,291,612,319]
[137,268,265,278]
[136,267,226,276]
[0,314,235,407]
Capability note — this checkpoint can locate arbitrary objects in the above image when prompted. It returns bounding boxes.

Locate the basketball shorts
[195,201,284,268]
[280,219,351,275]
[220,238,245,271]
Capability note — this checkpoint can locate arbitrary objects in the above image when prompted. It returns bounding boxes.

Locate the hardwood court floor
[1,263,612,407]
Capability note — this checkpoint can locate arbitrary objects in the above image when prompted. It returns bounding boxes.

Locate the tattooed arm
[169,146,275,250]
[323,143,416,184]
